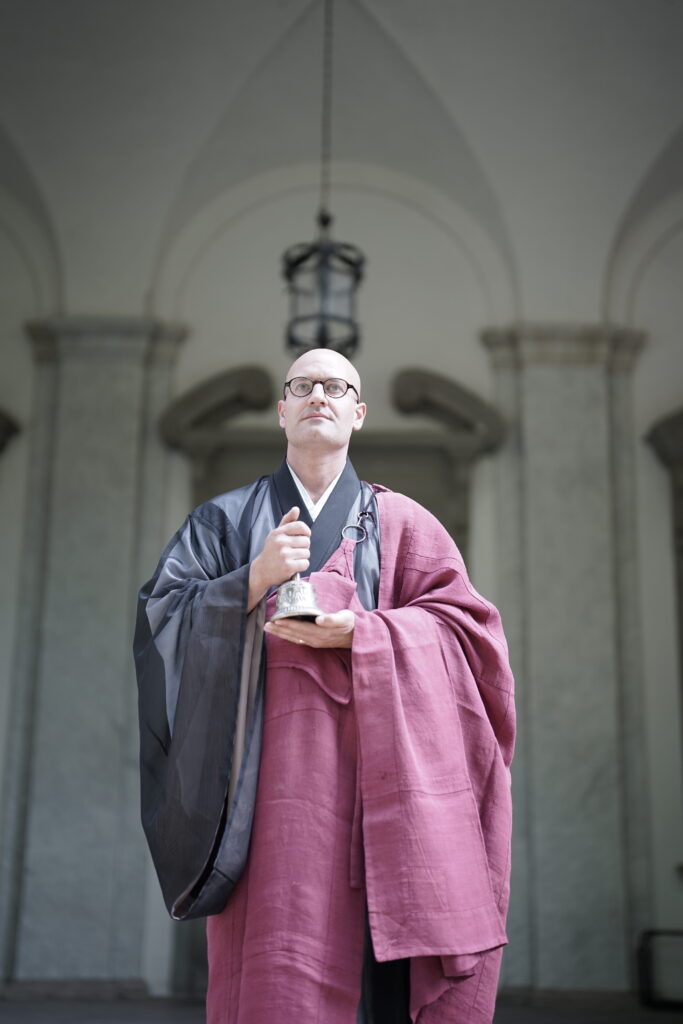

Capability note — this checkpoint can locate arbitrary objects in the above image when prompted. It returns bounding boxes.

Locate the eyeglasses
[283,376,360,400]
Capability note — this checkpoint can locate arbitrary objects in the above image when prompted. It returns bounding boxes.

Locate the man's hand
[247,507,311,611]
[264,610,355,648]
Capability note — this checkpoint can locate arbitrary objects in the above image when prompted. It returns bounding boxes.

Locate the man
[134,349,514,1024]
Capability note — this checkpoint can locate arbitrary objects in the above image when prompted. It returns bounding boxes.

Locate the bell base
[269,608,322,623]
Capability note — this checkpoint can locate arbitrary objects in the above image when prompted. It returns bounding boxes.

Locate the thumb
[279,506,300,526]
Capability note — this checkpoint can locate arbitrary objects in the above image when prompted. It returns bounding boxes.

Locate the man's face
[277,350,366,453]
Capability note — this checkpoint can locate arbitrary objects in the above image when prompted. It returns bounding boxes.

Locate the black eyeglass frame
[283,376,360,400]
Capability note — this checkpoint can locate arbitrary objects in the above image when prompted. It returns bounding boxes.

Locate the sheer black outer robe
[133,459,379,921]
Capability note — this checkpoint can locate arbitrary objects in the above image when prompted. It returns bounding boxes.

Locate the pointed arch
[604,121,683,324]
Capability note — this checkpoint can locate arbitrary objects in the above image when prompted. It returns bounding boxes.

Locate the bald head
[285,348,361,397]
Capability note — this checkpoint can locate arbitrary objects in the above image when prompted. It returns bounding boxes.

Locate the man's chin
[290,428,347,451]
[299,420,334,436]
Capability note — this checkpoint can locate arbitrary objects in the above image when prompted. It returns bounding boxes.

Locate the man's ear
[352,402,367,431]
[277,399,286,428]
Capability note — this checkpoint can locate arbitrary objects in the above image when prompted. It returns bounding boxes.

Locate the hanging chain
[319,0,334,217]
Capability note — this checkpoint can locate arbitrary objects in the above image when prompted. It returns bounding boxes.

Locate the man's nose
[307,382,328,403]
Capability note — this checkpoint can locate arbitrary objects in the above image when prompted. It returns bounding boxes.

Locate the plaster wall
[368,0,683,320]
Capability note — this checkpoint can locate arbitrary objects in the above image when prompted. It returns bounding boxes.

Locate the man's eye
[326,382,343,395]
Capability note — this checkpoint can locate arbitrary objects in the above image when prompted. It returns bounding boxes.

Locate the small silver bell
[270,573,324,622]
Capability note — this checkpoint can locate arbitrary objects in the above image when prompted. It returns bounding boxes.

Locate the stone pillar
[0,317,183,989]
[481,324,649,992]
[647,408,683,742]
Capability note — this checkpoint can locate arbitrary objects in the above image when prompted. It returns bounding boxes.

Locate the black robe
[133,459,379,920]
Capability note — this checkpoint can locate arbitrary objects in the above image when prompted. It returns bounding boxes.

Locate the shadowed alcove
[0,409,19,456]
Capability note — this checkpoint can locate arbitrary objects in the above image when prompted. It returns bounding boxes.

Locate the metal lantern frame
[282,210,364,358]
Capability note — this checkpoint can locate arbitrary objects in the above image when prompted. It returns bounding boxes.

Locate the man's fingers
[315,612,350,627]
[284,535,310,548]
[279,506,300,526]
[265,609,354,649]
[277,507,311,537]
[280,522,311,536]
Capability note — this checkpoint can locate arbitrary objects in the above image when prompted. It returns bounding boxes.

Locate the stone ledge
[482,323,645,370]
[0,979,149,1001]
[25,317,186,363]
[499,985,639,1008]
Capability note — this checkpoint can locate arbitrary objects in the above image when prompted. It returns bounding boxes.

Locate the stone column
[0,317,183,989]
[647,408,683,743]
[481,324,649,992]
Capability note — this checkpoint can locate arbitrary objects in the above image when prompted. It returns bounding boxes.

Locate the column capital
[25,316,187,365]
[481,323,646,372]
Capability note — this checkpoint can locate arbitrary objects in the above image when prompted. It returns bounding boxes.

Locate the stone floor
[0,998,681,1024]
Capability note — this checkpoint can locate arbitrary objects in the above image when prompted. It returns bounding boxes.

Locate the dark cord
[319,0,334,215]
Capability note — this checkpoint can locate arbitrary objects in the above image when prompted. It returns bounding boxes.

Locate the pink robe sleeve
[351,491,514,987]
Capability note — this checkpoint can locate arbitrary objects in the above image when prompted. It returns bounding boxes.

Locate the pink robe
[207,491,514,1023]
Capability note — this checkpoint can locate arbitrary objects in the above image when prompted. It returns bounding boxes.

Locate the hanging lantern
[282,209,364,357]
[281,0,365,358]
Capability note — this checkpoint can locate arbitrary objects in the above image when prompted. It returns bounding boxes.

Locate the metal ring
[341,523,367,543]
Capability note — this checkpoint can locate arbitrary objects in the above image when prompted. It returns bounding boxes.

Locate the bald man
[134,350,514,1024]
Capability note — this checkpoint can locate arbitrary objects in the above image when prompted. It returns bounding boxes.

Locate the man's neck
[286,448,347,504]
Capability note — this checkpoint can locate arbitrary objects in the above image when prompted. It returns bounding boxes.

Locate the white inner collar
[287,463,344,521]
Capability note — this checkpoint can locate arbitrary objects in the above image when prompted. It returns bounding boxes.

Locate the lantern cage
[282,210,364,358]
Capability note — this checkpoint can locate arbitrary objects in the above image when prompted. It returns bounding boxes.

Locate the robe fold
[134,468,514,1023]
[352,491,513,965]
